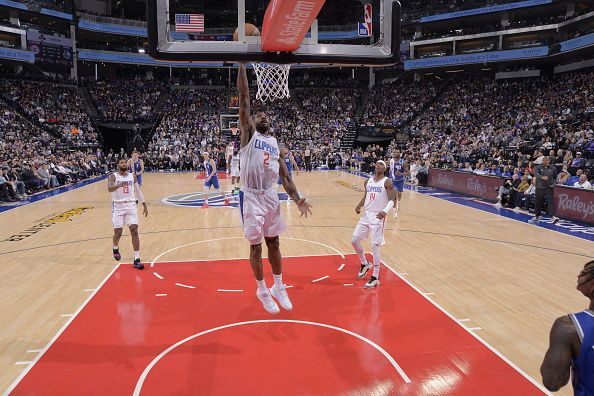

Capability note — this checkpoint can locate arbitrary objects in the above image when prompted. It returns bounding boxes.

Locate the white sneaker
[270,284,293,311]
[393,210,399,219]
[513,206,521,212]
[357,262,372,279]
[256,289,280,314]
[364,276,380,288]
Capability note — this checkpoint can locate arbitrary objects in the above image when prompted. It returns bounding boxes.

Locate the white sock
[256,279,268,293]
[372,244,381,278]
[113,245,119,250]
[134,251,140,260]
[352,238,366,265]
[273,274,283,288]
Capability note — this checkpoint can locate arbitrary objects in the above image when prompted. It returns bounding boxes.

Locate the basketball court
[1,171,592,395]
[1,0,592,394]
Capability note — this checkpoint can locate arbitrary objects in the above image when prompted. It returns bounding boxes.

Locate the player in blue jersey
[127,151,144,186]
[277,148,299,204]
[199,152,229,209]
[389,149,409,219]
[541,260,594,395]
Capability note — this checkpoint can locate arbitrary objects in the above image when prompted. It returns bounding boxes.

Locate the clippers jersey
[364,176,389,212]
[570,310,594,396]
[285,154,293,174]
[112,172,136,206]
[240,131,280,190]
[390,158,405,181]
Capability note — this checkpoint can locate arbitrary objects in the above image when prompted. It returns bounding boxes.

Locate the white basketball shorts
[239,187,286,245]
[352,210,386,245]
[112,202,138,229]
[231,167,240,178]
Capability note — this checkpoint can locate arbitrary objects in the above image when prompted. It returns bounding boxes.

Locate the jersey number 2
[123,183,129,194]
[263,152,270,167]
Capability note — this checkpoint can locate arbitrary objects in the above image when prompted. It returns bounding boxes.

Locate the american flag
[175,14,204,32]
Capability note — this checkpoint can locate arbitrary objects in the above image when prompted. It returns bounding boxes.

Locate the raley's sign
[554,186,594,224]
[428,168,500,201]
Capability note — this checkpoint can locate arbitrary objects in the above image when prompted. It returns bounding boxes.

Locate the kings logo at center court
[161,191,289,208]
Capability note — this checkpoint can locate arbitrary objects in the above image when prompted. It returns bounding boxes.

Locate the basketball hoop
[252,63,291,102]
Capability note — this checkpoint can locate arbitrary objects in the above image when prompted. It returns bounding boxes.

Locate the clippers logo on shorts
[162,192,289,208]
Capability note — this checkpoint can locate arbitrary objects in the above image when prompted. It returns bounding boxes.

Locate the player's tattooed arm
[107,173,121,192]
[238,64,256,148]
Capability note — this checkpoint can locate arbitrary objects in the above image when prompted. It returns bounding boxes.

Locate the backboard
[147,0,401,66]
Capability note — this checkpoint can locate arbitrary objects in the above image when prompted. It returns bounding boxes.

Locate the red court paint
[8,255,546,395]
[194,171,230,180]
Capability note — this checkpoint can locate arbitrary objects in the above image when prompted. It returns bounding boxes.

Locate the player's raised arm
[238,64,256,148]
[279,151,312,218]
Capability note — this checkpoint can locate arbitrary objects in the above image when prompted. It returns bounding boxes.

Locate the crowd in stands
[363,79,443,126]
[2,64,594,213]
[351,70,594,215]
[88,77,166,123]
[144,88,226,171]
[0,98,106,203]
[1,79,99,148]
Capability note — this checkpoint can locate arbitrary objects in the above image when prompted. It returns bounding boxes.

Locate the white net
[252,63,291,102]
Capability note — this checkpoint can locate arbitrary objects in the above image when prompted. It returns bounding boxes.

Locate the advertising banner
[428,168,501,201]
[554,185,594,224]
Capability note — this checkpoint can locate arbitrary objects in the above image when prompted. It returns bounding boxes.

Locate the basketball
[233,23,260,41]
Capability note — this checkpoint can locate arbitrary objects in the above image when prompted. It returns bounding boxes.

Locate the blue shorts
[392,179,404,193]
[205,176,220,190]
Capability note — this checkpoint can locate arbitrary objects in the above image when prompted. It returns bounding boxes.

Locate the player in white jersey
[238,63,313,314]
[352,160,396,288]
[230,149,240,193]
[108,158,148,270]
[226,142,235,174]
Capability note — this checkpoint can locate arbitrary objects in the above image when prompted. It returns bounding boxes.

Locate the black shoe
[357,262,372,279]
[133,258,144,270]
[364,276,380,288]
[113,247,121,261]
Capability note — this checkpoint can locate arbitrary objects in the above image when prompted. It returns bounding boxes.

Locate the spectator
[573,174,592,189]
[530,156,558,223]
[512,175,532,211]
[566,169,583,186]
[571,152,586,168]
